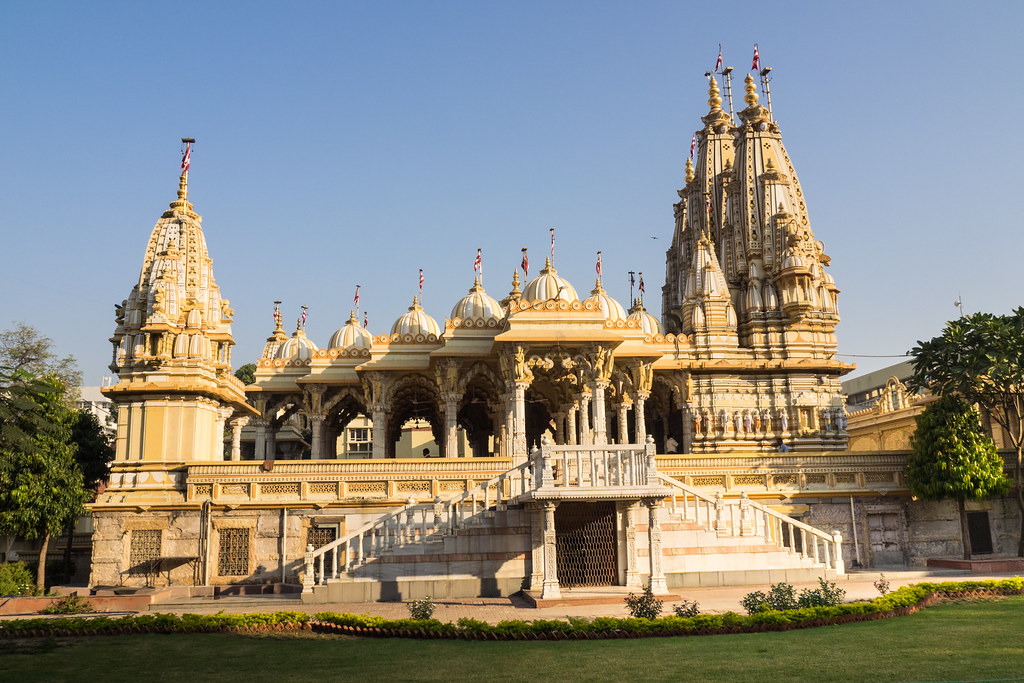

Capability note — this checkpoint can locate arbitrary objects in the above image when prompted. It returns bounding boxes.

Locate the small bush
[624,585,663,620]
[407,596,435,620]
[41,594,93,615]
[673,600,700,618]
[874,573,890,596]
[740,590,771,615]
[798,578,846,608]
[0,562,36,596]
[767,582,798,610]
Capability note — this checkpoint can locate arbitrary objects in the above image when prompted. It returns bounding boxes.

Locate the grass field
[3,597,1024,682]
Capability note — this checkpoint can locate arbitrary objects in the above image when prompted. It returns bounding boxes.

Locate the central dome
[627,301,661,335]
[451,277,503,322]
[329,310,372,351]
[276,327,319,361]
[523,258,578,302]
[391,296,441,337]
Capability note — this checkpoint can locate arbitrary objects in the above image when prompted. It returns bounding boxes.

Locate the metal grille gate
[307,526,338,581]
[555,502,618,588]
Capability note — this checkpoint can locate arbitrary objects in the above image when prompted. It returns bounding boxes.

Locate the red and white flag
[353,285,360,308]
[550,227,555,260]
[301,306,308,328]
[474,248,482,276]
[751,44,760,72]
[364,312,368,328]
[689,133,696,159]
[521,247,529,279]
[638,273,645,294]
[596,251,602,277]
[273,302,281,324]
[419,269,424,293]
[180,142,191,174]
[715,44,722,73]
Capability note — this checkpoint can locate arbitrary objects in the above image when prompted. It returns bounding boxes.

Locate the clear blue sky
[3,1,1022,385]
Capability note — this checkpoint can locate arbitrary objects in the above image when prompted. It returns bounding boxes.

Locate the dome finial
[743,73,758,106]
[707,75,723,112]
[685,157,694,183]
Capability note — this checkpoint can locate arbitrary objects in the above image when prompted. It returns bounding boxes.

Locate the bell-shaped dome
[450,277,503,322]
[391,296,441,337]
[328,310,372,351]
[627,301,661,335]
[276,327,319,361]
[523,258,578,302]
[586,280,627,321]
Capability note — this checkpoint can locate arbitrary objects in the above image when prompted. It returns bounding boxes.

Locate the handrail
[657,472,844,574]
[302,458,534,592]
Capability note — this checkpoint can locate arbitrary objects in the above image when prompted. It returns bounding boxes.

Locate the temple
[90,67,879,601]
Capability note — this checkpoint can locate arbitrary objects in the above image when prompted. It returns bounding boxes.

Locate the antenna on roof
[722,66,735,122]
[759,67,774,122]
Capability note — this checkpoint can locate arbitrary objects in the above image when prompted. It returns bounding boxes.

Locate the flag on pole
[180,142,191,174]
[521,248,529,279]
[419,269,424,294]
[638,273,645,294]
[596,251,602,278]
[751,44,760,72]
[630,271,635,288]
[301,305,308,328]
[353,285,360,308]
[474,249,482,276]
[550,227,555,261]
[689,133,697,160]
[715,44,723,73]
[273,301,281,325]
[364,312,368,328]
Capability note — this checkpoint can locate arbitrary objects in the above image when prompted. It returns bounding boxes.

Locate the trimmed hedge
[0,611,310,638]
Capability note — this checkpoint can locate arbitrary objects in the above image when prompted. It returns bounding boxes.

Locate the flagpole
[180,137,194,200]
[760,66,773,123]
[722,66,735,123]
[628,271,635,307]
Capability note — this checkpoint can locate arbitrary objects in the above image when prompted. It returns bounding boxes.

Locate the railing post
[645,435,659,486]
[433,497,443,535]
[714,492,728,537]
[832,532,845,575]
[302,543,315,593]
[537,435,554,488]
[739,493,752,536]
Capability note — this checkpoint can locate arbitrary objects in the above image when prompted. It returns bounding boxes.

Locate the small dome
[523,258,578,302]
[391,296,441,337]
[628,302,661,335]
[276,327,319,361]
[586,280,627,321]
[450,278,503,322]
[328,310,372,351]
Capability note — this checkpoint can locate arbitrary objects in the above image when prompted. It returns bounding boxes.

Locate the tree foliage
[234,363,257,386]
[910,308,1024,555]
[70,409,114,492]
[0,323,81,390]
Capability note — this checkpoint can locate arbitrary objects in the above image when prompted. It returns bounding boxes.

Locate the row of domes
[273,260,661,361]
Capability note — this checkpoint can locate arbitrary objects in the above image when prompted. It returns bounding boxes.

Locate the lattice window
[347,482,386,494]
[193,484,212,497]
[396,481,431,493]
[309,482,337,495]
[805,474,827,485]
[691,475,725,487]
[221,484,248,496]
[865,472,893,484]
[129,529,161,574]
[439,481,465,492]
[218,528,250,576]
[732,475,764,487]
[771,474,799,486]
[260,482,300,496]
[835,473,857,484]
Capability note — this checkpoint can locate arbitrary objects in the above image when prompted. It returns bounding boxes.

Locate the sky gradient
[3,1,1022,385]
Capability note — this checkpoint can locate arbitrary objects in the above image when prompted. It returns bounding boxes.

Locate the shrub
[767,582,798,611]
[407,596,435,620]
[673,600,700,618]
[740,590,771,615]
[874,573,890,596]
[797,578,846,608]
[41,594,93,615]
[0,562,36,596]
[624,585,663,620]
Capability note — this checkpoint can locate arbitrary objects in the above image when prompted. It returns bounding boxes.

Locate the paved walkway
[133,569,1020,624]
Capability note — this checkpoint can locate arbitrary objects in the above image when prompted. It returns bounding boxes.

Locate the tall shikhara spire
[664,70,839,353]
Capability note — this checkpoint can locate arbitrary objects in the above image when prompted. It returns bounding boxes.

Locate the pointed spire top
[348,309,358,324]
[542,256,553,272]
[743,73,758,106]
[685,157,695,183]
[708,75,723,112]
[410,295,421,309]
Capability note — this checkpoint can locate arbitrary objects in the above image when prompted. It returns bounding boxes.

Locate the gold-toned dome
[627,301,661,336]
[328,310,372,351]
[276,326,319,361]
[451,277,502,322]
[586,279,627,321]
[523,258,578,302]
[391,296,441,337]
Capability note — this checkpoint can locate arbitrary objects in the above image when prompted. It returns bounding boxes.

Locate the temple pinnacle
[707,75,723,112]
[685,157,694,183]
[743,73,758,106]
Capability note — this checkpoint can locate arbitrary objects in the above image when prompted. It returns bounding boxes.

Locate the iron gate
[307,525,338,581]
[555,502,618,588]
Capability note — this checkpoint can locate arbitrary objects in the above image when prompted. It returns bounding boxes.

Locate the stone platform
[926,557,1024,572]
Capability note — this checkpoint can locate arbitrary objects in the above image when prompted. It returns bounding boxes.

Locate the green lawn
[4,598,1024,682]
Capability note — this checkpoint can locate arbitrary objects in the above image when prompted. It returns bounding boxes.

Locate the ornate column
[552,410,565,445]
[214,406,233,460]
[541,501,561,599]
[634,392,649,444]
[253,419,268,460]
[527,503,544,590]
[617,400,631,445]
[266,427,277,461]
[624,502,641,588]
[229,416,249,461]
[442,393,460,458]
[645,499,668,594]
[578,391,592,446]
[370,404,388,459]
[591,381,609,445]
[510,381,531,467]
[567,404,578,446]
[309,414,325,460]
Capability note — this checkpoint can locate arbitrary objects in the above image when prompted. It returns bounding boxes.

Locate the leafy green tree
[906,395,1010,559]
[0,323,81,391]
[234,363,256,386]
[910,308,1024,555]
[71,409,114,492]
[0,370,88,591]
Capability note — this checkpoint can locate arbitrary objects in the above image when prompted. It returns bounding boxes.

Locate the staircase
[302,441,843,603]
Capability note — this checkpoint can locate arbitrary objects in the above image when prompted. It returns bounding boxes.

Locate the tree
[0,370,88,591]
[905,395,1010,559]
[234,363,256,386]
[910,308,1024,555]
[70,409,114,492]
[0,323,81,391]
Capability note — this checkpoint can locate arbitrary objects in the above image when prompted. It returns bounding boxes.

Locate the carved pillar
[578,392,592,446]
[443,393,460,458]
[254,419,267,460]
[309,414,325,460]
[634,392,649,444]
[567,404,578,446]
[592,381,609,445]
[617,401,630,445]
[552,411,565,445]
[528,503,544,590]
[645,500,668,594]
[266,427,277,461]
[511,381,530,467]
[214,407,233,460]
[541,501,561,599]
[229,416,249,462]
[624,502,641,588]
[371,404,389,459]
